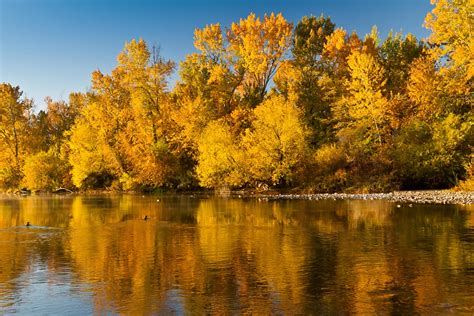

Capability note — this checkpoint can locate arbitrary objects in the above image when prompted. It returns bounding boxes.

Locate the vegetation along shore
[0,0,472,194]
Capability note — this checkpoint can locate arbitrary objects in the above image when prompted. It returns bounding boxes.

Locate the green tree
[379,32,426,95]
[275,15,336,147]
[293,15,335,67]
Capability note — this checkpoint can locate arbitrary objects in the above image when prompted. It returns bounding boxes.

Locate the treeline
[0,0,472,193]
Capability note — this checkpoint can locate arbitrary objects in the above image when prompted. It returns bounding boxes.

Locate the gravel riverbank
[247,190,474,205]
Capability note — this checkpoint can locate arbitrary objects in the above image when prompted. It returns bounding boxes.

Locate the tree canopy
[1,4,472,192]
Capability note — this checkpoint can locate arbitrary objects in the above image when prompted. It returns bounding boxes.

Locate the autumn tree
[117,39,178,187]
[425,0,473,93]
[390,0,474,189]
[392,114,472,188]
[240,95,308,186]
[0,84,33,189]
[170,42,234,158]
[68,39,177,189]
[68,102,123,189]
[24,93,86,190]
[323,28,365,79]
[335,51,389,150]
[406,55,444,120]
[172,13,293,187]
[275,15,336,147]
[196,120,244,188]
[227,13,293,106]
[379,32,426,95]
[22,150,67,191]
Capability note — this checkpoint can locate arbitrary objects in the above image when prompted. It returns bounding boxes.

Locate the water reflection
[0,195,473,314]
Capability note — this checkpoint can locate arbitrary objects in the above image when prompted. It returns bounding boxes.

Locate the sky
[0,0,433,110]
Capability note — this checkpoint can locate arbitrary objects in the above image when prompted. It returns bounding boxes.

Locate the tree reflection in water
[0,195,473,314]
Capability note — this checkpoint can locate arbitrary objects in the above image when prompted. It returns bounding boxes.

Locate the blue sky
[0,0,433,110]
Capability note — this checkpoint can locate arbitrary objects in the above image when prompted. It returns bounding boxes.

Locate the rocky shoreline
[246,190,474,205]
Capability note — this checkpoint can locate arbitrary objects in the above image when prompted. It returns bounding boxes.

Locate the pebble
[250,190,474,205]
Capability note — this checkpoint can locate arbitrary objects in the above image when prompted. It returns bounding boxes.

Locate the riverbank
[3,188,473,205]
[240,190,474,205]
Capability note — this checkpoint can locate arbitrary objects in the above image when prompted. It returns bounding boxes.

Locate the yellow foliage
[0,84,33,189]
[313,144,347,175]
[228,13,292,75]
[1,10,473,192]
[22,150,65,191]
[335,51,389,147]
[194,23,224,57]
[228,13,293,102]
[67,112,121,188]
[457,155,474,191]
[324,28,347,55]
[425,0,474,90]
[196,120,244,188]
[241,95,308,185]
[407,56,442,119]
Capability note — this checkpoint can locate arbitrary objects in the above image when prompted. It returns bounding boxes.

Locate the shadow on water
[0,194,473,314]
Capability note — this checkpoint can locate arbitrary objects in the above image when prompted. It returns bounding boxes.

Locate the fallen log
[52,187,74,194]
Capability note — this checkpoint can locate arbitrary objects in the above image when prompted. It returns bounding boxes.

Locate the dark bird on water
[26,222,31,227]
[144,215,149,221]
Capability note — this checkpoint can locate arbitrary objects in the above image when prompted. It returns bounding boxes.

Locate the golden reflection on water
[0,194,473,314]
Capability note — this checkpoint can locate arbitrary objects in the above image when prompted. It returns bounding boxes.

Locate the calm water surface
[0,194,473,315]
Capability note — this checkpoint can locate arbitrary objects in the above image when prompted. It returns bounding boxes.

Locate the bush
[241,95,308,186]
[303,143,348,192]
[22,151,67,191]
[196,120,244,188]
[392,114,472,189]
[0,166,22,190]
[456,155,474,191]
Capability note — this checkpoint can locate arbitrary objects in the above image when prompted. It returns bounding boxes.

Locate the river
[0,194,473,314]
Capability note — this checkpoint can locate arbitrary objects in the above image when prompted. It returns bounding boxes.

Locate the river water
[0,194,473,314]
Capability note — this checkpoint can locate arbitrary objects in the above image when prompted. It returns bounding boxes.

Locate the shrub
[392,114,472,189]
[22,151,67,191]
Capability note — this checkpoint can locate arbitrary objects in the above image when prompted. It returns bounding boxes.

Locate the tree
[293,15,335,67]
[241,95,308,185]
[170,51,233,158]
[425,0,473,92]
[334,51,389,150]
[379,32,426,95]
[227,13,293,105]
[31,95,84,152]
[323,28,364,79]
[67,108,122,189]
[407,55,443,120]
[117,39,177,187]
[0,84,33,189]
[196,120,244,188]
[275,15,337,147]
[172,13,294,184]
[392,114,473,188]
[22,150,67,191]
[68,39,178,189]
